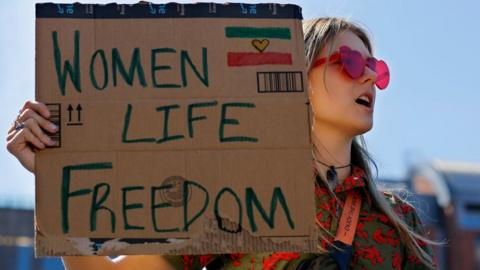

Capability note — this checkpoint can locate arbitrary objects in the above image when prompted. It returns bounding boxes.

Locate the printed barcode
[257,71,303,93]
[46,103,61,148]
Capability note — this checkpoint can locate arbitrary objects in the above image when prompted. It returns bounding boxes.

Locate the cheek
[324,66,354,93]
[309,72,356,121]
[310,88,344,122]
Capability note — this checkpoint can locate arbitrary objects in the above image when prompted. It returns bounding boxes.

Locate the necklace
[310,131,353,189]
[314,158,352,182]
[311,143,352,184]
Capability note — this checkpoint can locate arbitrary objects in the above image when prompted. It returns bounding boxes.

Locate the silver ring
[14,121,26,131]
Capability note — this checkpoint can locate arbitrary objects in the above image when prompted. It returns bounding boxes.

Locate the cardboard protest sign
[35,2,317,256]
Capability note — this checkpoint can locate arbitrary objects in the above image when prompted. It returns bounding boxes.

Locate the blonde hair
[304,17,439,268]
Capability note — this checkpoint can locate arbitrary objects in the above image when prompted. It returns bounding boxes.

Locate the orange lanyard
[334,191,362,245]
[313,190,363,270]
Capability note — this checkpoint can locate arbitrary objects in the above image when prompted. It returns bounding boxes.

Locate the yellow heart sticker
[251,39,270,52]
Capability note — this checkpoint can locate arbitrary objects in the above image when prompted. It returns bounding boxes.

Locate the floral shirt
[164,166,436,270]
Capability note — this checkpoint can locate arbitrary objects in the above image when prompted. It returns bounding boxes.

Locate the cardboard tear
[36,217,319,256]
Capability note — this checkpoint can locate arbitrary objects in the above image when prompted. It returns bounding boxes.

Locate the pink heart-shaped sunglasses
[311,45,390,90]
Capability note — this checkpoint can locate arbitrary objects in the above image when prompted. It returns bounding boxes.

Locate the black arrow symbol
[76,104,82,122]
[67,104,73,122]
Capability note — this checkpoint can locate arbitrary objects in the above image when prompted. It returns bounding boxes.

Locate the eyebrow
[335,47,373,59]
[360,49,373,58]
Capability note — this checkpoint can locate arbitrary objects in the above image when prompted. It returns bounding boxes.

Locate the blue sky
[1,0,478,205]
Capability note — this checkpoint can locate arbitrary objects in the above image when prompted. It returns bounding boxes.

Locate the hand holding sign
[6,101,58,172]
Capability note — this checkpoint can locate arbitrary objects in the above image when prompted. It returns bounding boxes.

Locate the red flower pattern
[199,255,214,267]
[392,252,402,270]
[262,252,300,270]
[181,255,194,270]
[372,228,399,247]
[407,254,422,264]
[355,222,369,239]
[355,245,384,265]
[230,253,246,267]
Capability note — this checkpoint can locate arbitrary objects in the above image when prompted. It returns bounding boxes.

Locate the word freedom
[61,162,295,234]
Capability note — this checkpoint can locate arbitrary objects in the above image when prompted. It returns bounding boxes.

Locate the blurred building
[0,197,63,270]
[406,160,480,270]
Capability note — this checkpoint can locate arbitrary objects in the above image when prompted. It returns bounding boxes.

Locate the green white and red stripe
[225,26,293,67]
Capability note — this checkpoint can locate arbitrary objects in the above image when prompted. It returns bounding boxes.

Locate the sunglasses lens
[366,58,377,72]
[340,48,364,79]
[375,60,390,90]
[338,46,390,90]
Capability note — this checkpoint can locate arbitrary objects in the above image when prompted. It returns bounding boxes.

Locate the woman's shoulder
[380,190,423,228]
[379,192,438,269]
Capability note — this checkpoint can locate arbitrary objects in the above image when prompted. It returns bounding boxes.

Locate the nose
[357,66,377,86]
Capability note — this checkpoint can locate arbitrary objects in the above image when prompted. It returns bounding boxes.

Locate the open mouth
[355,98,371,108]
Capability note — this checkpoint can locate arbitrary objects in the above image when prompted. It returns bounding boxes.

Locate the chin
[354,121,373,135]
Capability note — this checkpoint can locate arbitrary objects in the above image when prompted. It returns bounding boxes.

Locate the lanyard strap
[334,191,362,245]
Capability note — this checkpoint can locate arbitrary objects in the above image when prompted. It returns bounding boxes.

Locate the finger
[7,121,25,141]
[19,128,45,149]
[17,128,46,150]
[18,108,58,134]
[24,118,56,146]
[21,100,51,119]
[7,120,17,134]
[7,127,17,141]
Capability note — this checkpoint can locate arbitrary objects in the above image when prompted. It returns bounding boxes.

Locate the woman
[6,17,436,269]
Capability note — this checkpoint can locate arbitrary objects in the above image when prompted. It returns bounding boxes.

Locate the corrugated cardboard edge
[36,216,319,256]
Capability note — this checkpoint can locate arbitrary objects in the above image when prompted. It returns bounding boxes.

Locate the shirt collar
[334,165,367,193]
[315,165,374,207]
[314,165,367,193]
